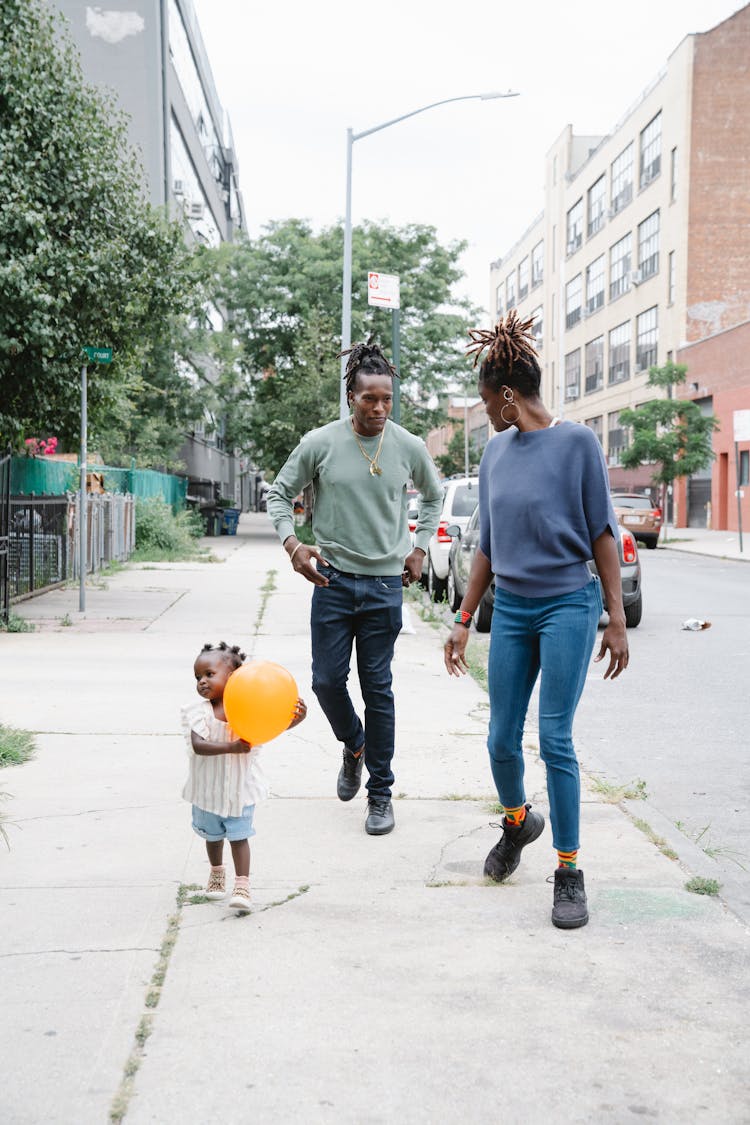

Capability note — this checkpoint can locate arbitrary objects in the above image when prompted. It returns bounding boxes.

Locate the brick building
[476,4,750,529]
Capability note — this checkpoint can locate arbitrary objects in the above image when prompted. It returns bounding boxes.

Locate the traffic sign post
[733,410,749,553]
[79,347,113,611]
[367,272,401,424]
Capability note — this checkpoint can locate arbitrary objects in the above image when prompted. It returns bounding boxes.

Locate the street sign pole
[391,307,401,425]
[79,363,88,613]
[735,442,744,553]
[367,271,401,424]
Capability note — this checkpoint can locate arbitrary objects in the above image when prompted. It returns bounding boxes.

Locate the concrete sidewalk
[660,524,749,562]
[1,514,748,1123]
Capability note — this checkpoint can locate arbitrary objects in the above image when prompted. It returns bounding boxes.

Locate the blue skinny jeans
[486,579,602,852]
[311,566,403,799]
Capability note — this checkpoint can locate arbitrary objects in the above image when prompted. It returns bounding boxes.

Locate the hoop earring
[500,387,521,426]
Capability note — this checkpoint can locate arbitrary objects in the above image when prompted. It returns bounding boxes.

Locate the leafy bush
[134,498,203,561]
[0,723,36,768]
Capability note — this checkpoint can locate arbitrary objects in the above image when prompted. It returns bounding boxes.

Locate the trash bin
[201,507,222,536]
[221,507,240,535]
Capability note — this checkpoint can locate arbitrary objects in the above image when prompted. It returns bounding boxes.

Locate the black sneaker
[365,797,394,836]
[337,746,364,801]
[551,867,589,929]
[483,804,545,882]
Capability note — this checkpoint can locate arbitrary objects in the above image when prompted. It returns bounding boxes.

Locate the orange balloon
[224,661,298,745]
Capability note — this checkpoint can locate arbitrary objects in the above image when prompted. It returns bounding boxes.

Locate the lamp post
[339,90,520,420]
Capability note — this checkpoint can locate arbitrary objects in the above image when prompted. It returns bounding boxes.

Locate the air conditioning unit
[188,201,204,220]
[631,269,642,286]
[173,179,185,196]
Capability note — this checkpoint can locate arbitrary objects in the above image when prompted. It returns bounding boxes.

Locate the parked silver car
[447,513,643,631]
[421,476,479,602]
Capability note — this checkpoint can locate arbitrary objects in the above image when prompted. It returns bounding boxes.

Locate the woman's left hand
[594,618,629,679]
[288,697,308,728]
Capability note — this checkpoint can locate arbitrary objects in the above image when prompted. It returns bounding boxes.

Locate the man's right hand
[287,540,330,586]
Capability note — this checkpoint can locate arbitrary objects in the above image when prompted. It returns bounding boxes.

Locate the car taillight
[436,521,452,543]
[621,530,637,563]
[408,520,417,533]
[653,508,662,521]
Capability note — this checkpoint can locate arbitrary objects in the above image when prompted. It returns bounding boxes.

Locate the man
[266,343,442,836]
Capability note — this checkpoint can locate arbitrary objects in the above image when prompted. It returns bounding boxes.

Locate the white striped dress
[180,699,268,817]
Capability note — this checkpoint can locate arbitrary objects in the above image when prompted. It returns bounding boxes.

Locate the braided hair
[200,641,245,669]
[339,341,398,396]
[466,309,541,398]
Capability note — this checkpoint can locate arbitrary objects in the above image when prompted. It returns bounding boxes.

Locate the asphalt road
[575,549,750,923]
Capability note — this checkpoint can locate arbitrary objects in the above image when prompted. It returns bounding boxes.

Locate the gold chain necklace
[351,419,386,476]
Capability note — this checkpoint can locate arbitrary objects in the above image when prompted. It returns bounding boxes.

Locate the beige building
[486,4,750,520]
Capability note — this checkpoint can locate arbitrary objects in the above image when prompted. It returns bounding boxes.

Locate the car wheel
[645,537,658,550]
[624,591,642,628]
[428,558,448,603]
[447,565,461,612]
[475,595,493,632]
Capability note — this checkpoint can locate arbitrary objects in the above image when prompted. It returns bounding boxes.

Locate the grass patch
[0,613,35,633]
[590,776,648,802]
[0,723,36,768]
[255,569,278,633]
[685,876,721,896]
[632,817,678,861]
[131,498,207,563]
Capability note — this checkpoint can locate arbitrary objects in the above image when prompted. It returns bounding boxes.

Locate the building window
[565,274,582,329]
[609,233,632,301]
[640,111,662,188]
[531,240,544,287]
[608,321,631,385]
[585,336,604,394]
[585,255,605,314]
[638,210,660,280]
[740,450,749,486]
[506,272,516,308]
[530,305,543,348]
[566,199,583,256]
[495,285,503,316]
[608,411,626,466]
[565,349,581,401]
[636,306,658,371]
[585,415,603,445]
[610,143,633,215]
[587,175,606,237]
[668,250,676,304]
[670,146,678,202]
[518,256,529,301]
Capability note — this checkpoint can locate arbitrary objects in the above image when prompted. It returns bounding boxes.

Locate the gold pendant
[369,463,382,476]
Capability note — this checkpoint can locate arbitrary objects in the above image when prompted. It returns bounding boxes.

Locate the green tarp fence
[10,458,187,512]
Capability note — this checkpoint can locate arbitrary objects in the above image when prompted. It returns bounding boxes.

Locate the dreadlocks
[466,309,541,398]
[339,341,398,396]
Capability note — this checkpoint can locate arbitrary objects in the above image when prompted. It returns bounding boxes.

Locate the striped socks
[503,804,528,827]
[557,849,578,869]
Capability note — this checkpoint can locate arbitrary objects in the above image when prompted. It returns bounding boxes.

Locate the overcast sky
[192,0,743,316]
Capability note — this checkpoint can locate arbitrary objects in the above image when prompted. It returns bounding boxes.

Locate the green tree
[435,422,479,477]
[208,218,478,474]
[0,0,201,460]
[619,361,719,519]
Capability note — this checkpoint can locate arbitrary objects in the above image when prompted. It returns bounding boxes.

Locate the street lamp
[339,90,520,420]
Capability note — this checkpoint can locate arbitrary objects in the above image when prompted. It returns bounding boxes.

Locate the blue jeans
[311,566,403,798]
[486,580,602,852]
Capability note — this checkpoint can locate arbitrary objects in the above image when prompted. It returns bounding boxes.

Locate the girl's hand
[230,738,252,753]
[444,625,470,676]
[288,697,307,728]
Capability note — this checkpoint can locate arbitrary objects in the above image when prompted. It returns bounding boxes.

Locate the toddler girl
[181,641,306,911]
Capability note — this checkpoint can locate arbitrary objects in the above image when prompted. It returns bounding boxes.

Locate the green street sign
[82,346,113,364]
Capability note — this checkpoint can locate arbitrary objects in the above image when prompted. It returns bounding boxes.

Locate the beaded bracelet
[454,610,473,628]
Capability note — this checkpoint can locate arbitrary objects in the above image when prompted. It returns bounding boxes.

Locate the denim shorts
[191,804,256,842]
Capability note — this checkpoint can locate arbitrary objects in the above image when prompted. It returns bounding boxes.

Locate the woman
[444,311,628,929]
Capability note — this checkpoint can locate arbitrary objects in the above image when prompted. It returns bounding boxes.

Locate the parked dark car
[447,513,643,631]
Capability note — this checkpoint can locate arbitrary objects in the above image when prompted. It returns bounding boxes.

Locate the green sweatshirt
[267,418,443,576]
